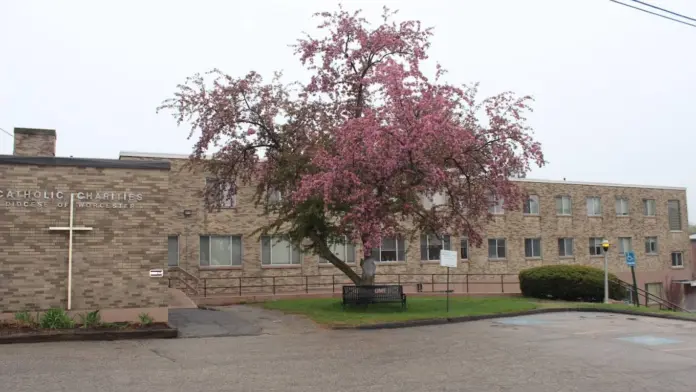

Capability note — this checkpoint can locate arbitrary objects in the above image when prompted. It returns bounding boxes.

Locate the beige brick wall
[12,128,56,157]
[122,155,691,293]
[0,161,171,312]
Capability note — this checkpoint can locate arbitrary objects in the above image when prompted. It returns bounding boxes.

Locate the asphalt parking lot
[1,310,695,392]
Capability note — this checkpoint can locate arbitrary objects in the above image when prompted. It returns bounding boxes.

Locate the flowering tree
[159,6,545,285]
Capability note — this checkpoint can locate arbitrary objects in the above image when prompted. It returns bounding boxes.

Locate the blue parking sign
[625,251,636,266]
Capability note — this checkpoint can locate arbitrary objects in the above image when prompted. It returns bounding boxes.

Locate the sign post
[440,250,458,314]
[625,251,639,307]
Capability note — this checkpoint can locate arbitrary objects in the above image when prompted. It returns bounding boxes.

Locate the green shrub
[39,308,75,329]
[14,311,38,327]
[78,310,102,328]
[138,312,154,326]
[519,265,626,302]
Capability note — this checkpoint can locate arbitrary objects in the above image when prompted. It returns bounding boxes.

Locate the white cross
[48,193,93,310]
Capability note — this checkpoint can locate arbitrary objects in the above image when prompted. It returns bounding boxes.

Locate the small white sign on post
[440,250,458,268]
[149,269,164,278]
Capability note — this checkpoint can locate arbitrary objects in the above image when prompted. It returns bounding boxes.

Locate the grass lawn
[261,296,696,326]
[261,296,538,326]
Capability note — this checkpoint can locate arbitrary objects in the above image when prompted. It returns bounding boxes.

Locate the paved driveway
[2,311,696,392]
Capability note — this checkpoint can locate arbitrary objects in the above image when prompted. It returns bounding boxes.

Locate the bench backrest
[343,285,403,299]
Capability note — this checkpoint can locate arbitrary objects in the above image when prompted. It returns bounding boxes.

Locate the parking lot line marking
[661,347,696,352]
[616,336,682,346]
[573,329,622,335]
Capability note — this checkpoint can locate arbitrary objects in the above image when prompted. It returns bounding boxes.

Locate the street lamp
[602,239,610,303]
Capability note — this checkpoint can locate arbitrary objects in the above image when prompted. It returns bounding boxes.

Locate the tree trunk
[310,234,363,285]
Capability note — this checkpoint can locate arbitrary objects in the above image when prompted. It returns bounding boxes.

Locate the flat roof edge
[0,155,171,170]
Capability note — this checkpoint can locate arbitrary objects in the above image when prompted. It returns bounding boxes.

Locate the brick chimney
[13,128,56,157]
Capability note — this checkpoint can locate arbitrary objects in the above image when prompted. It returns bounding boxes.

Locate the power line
[629,0,696,23]
[0,127,12,137]
[609,0,696,28]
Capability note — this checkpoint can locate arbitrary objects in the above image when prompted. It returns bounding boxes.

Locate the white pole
[67,193,74,310]
[604,249,609,304]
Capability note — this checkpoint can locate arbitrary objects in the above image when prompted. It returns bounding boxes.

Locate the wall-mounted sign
[0,190,144,209]
[149,269,164,278]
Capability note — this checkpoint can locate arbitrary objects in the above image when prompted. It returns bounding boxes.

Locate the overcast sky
[1,0,694,220]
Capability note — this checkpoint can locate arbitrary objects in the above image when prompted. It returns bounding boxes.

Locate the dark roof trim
[14,128,57,137]
[0,155,170,170]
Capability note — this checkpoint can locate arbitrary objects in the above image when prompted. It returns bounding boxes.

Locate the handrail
[195,273,517,297]
[170,266,201,284]
[612,277,690,313]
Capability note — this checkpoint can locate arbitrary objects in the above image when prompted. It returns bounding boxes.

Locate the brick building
[118,149,692,299]
[0,128,171,322]
[0,127,692,317]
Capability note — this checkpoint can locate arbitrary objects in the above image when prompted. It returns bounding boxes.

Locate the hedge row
[519,265,626,302]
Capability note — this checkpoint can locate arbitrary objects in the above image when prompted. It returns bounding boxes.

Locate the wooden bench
[342,285,407,309]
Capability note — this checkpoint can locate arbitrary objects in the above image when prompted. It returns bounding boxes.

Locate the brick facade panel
[0,164,170,312]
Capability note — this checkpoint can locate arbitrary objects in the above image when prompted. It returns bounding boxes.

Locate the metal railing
[613,277,690,312]
[169,273,519,298]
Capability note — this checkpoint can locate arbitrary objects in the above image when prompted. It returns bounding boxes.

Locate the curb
[0,326,179,344]
[329,307,696,330]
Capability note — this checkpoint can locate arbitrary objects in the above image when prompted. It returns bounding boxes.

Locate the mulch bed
[0,322,177,344]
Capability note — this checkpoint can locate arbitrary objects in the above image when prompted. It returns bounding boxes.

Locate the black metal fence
[168,273,520,297]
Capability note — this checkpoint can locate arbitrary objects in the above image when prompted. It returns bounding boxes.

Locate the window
[420,234,451,261]
[671,251,684,268]
[460,238,469,260]
[558,238,574,257]
[488,194,504,215]
[524,238,542,258]
[372,236,406,262]
[643,199,656,216]
[422,193,447,209]
[645,237,658,255]
[615,198,629,216]
[668,200,682,231]
[200,235,242,266]
[261,236,301,265]
[167,235,179,266]
[586,197,601,216]
[320,238,356,264]
[268,188,282,203]
[523,195,540,215]
[488,238,506,260]
[589,237,604,256]
[556,195,572,215]
[645,282,663,305]
[205,178,236,208]
[618,237,632,255]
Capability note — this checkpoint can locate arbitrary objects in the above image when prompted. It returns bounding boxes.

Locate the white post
[602,239,610,304]
[67,193,74,310]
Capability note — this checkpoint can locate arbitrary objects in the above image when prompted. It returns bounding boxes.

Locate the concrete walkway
[168,308,262,338]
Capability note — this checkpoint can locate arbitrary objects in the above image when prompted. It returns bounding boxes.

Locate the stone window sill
[199,266,242,270]
[670,230,684,233]
[523,214,540,217]
[557,214,572,217]
[616,215,630,218]
[262,264,301,269]
[559,256,575,260]
[420,260,442,264]
[489,258,507,262]
[525,257,542,260]
[376,261,407,266]
[671,266,685,269]
[319,263,356,267]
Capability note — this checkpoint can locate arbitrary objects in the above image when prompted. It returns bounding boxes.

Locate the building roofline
[120,151,192,160]
[118,151,687,191]
[0,155,170,170]
[511,177,686,191]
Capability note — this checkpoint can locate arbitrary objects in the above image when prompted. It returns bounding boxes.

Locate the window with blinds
[668,200,681,231]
